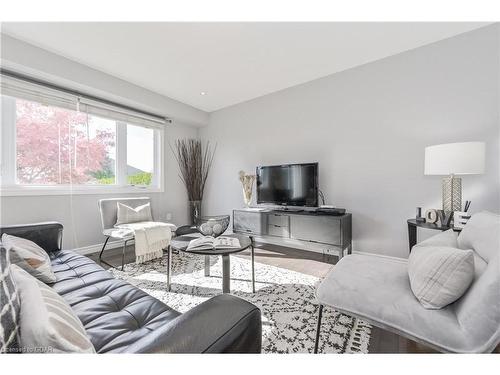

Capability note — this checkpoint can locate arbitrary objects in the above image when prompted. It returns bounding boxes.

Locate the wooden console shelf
[232,208,352,259]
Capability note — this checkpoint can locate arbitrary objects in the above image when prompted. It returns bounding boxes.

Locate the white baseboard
[73,239,127,255]
[72,236,406,262]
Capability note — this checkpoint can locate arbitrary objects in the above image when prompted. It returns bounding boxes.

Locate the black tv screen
[256,163,318,207]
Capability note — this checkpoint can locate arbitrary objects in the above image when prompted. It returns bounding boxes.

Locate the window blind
[0,71,170,129]
[1,75,77,111]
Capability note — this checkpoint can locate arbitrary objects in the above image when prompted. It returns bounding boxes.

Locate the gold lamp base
[442,175,462,213]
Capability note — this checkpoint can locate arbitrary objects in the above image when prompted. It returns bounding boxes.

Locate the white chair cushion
[1,234,56,284]
[408,246,474,309]
[115,202,153,226]
[457,211,500,263]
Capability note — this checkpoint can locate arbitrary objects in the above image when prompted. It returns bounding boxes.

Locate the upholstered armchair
[97,197,176,270]
[315,211,500,353]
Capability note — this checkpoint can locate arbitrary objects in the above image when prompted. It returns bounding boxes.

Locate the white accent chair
[315,211,500,353]
[98,197,176,270]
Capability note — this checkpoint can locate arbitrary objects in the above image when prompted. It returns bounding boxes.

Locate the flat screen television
[256,163,318,207]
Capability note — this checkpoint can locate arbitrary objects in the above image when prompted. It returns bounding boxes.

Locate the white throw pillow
[1,234,56,284]
[115,202,153,226]
[10,265,95,353]
[413,228,458,249]
[408,246,474,309]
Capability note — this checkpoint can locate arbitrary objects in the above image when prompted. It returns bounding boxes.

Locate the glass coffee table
[168,233,255,294]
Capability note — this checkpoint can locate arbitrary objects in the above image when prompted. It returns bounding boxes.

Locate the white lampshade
[424,142,485,175]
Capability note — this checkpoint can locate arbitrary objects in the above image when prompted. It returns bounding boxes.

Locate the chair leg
[99,236,129,271]
[314,304,324,354]
[99,236,110,262]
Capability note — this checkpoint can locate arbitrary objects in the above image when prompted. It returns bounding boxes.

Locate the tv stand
[274,207,304,212]
[232,208,352,259]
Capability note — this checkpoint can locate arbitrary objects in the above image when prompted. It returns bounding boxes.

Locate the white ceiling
[1,22,489,112]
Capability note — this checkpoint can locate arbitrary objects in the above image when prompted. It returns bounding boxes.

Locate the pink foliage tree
[15,99,115,184]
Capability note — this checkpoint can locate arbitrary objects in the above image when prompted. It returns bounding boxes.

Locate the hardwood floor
[89,241,497,354]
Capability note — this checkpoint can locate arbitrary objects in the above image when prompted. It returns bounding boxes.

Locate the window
[14,97,117,185]
[127,124,155,186]
[1,94,164,195]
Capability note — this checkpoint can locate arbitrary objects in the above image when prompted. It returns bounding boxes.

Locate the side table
[407,219,461,252]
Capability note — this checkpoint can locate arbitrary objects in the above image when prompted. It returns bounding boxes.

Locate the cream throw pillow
[11,265,95,353]
[2,234,56,284]
[408,246,474,309]
[115,202,153,226]
[413,228,458,249]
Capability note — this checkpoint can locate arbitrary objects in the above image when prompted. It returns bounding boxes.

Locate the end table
[407,219,462,252]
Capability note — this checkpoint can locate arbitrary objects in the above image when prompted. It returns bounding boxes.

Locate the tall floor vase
[189,200,202,225]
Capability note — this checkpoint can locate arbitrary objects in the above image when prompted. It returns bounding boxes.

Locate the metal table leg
[166,245,172,292]
[204,255,210,276]
[250,237,255,293]
[120,239,129,271]
[222,254,230,293]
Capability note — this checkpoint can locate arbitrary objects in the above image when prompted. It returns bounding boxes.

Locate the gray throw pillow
[115,202,153,226]
[1,234,56,284]
[11,265,95,353]
[408,246,474,309]
[413,228,458,249]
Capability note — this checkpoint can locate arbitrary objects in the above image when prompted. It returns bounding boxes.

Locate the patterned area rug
[109,251,371,353]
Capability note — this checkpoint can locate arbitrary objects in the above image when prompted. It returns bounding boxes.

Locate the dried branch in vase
[239,170,256,207]
[172,139,216,202]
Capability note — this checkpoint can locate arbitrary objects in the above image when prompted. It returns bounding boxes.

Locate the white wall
[200,25,500,258]
[0,35,202,251]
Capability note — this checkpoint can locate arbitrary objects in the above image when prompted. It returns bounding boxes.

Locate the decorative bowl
[196,215,230,237]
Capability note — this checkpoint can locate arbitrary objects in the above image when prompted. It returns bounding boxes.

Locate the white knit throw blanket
[116,221,173,264]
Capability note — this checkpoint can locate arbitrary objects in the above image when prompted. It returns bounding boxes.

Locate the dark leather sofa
[0,222,262,353]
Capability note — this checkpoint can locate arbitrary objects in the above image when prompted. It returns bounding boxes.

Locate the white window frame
[0,96,165,196]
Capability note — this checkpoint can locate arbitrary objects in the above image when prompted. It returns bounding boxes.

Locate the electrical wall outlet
[166,213,172,221]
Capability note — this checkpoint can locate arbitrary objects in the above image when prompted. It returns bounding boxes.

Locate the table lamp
[424,142,485,212]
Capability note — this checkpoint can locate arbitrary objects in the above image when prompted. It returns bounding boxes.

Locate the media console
[232,208,352,259]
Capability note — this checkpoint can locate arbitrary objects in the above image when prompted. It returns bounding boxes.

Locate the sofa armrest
[0,222,63,253]
[123,294,262,353]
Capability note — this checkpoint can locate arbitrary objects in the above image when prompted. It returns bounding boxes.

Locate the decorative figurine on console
[424,209,438,224]
[437,209,453,227]
[416,207,426,223]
